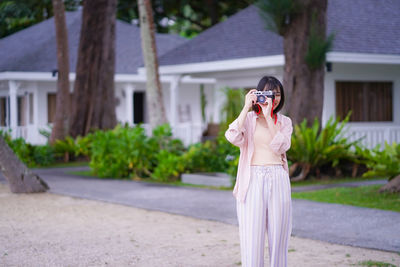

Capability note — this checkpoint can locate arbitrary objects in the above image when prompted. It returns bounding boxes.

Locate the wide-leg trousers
[236,165,292,267]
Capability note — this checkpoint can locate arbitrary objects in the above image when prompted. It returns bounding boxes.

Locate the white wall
[323,63,400,127]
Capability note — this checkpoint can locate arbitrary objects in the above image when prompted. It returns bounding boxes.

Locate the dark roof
[159,0,400,66]
[0,9,187,74]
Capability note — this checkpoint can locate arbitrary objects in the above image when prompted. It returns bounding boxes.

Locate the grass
[355,260,397,267]
[292,185,400,212]
[290,176,387,187]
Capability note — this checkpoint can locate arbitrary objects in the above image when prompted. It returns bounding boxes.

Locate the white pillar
[8,81,18,138]
[124,84,135,126]
[169,75,181,131]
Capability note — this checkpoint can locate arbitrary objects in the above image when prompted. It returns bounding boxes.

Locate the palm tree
[138,0,168,129]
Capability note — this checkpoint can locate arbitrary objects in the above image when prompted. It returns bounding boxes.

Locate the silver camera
[253,90,275,104]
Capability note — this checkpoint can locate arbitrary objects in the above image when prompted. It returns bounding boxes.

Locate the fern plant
[356,142,400,181]
[287,113,360,181]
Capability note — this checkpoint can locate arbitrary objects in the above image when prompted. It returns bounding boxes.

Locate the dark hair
[252,76,285,114]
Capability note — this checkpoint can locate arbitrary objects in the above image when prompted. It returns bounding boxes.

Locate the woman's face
[272,89,281,110]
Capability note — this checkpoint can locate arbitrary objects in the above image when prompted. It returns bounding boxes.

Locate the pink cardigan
[225,111,293,203]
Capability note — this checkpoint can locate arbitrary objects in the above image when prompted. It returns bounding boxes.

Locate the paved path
[1,166,399,253]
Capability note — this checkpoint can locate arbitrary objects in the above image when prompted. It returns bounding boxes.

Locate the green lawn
[290,176,387,187]
[292,185,400,212]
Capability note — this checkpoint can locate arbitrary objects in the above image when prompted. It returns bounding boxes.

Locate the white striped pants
[236,165,292,267]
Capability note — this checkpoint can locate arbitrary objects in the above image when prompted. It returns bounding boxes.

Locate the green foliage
[256,0,300,35]
[53,136,78,160]
[89,124,153,178]
[182,132,239,175]
[305,12,335,70]
[292,184,400,213]
[356,142,400,181]
[0,129,54,167]
[152,150,185,182]
[287,113,360,176]
[220,87,245,132]
[75,133,94,157]
[32,145,55,166]
[88,123,185,180]
[0,0,79,38]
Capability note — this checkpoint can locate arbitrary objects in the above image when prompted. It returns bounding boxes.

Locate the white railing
[135,122,205,147]
[343,125,400,149]
[0,126,29,139]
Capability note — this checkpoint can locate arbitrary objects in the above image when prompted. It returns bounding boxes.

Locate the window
[17,95,27,126]
[47,93,56,123]
[0,97,8,126]
[29,93,33,124]
[133,92,145,124]
[336,81,393,122]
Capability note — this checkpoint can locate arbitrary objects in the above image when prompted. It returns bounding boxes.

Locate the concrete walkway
[1,166,399,253]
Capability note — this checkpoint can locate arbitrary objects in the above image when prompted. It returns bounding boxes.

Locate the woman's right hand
[245,89,257,109]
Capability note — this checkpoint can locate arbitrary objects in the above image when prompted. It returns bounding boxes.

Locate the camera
[253,90,275,104]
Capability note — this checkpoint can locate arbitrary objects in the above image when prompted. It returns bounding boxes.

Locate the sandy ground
[0,183,399,267]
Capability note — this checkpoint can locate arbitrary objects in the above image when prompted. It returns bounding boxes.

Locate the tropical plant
[287,113,360,181]
[220,86,245,131]
[356,142,400,181]
[53,136,77,162]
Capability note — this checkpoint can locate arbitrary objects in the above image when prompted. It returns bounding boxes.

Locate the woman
[225,76,293,267]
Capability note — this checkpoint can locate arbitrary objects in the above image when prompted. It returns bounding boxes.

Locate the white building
[0,10,214,146]
[1,0,399,148]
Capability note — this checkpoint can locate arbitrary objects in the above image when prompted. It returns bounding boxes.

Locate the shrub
[0,129,54,167]
[88,123,185,180]
[89,124,154,178]
[287,113,360,181]
[32,145,55,166]
[152,150,185,182]
[53,136,78,162]
[356,142,400,181]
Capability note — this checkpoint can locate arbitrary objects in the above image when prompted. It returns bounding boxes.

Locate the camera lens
[257,95,266,104]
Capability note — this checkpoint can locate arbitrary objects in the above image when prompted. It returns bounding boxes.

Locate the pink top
[225,111,293,203]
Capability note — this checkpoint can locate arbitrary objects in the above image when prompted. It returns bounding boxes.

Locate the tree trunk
[291,163,311,182]
[0,137,49,193]
[138,0,168,129]
[378,175,400,194]
[50,0,70,144]
[282,0,328,126]
[69,0,118,138]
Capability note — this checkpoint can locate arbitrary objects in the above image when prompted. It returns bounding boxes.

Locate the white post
[8,81,18,139]
[124,84,135,126]
[33,82,41,143]
[170,75,181,134]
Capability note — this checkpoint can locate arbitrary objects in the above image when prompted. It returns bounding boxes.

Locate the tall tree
[257,0,333,125]
[50,0,70,144]
[69,0,118,138]
[0,136,49,193]
[138,0,167,128]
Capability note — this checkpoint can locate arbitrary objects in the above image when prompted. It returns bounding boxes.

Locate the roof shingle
[158,0,400,66]
[0,9,187,74]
